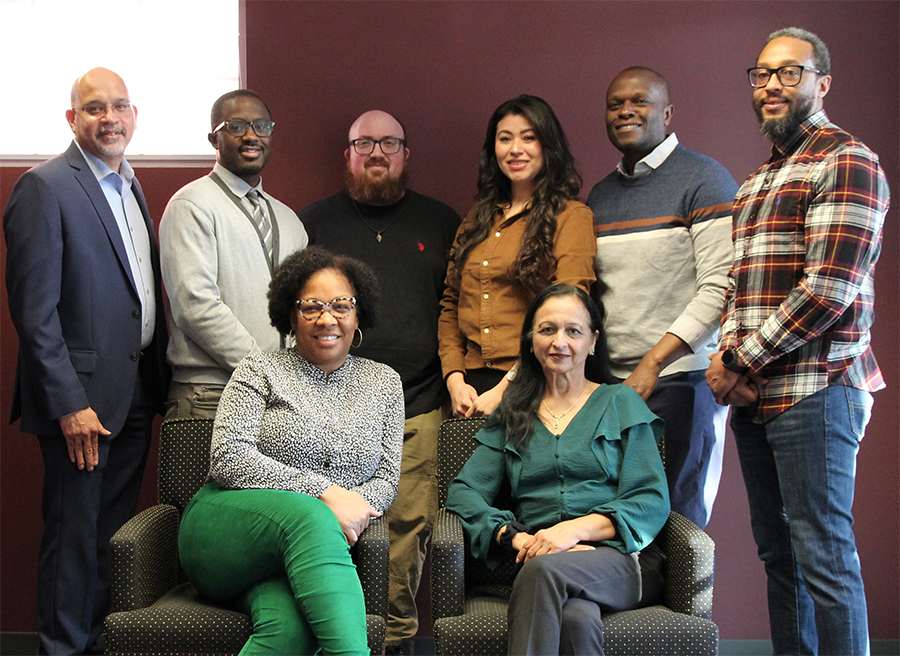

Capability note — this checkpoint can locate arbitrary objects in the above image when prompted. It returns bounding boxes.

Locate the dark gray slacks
[507,547,663,656]
[36,377,152,655]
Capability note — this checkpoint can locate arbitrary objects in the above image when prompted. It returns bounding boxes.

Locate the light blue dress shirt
[75,141,156,348]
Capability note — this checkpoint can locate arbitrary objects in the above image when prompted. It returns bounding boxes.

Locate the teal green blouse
[446,384,670,568]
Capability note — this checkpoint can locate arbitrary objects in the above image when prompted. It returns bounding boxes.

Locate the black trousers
[36,378,152,655]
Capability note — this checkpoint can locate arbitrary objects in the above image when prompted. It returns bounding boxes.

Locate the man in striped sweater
[587,66,737,529]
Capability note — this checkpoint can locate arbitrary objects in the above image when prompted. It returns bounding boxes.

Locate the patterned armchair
[104,417,389,655]
[430,417,719,656]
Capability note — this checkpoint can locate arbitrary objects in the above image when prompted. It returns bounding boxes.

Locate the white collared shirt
[75,141,156,348]
[616,132,680,179]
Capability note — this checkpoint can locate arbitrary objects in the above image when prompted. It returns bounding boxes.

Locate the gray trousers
[507,547,664,656]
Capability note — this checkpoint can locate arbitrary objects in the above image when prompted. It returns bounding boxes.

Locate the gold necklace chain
[351,198,400,243]
[542,385,590,430]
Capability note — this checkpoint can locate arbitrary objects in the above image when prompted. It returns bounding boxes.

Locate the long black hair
[493,284,615,450]
[451,95,582,294]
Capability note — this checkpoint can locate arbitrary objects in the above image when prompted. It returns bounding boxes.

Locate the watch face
[724,349,746,373]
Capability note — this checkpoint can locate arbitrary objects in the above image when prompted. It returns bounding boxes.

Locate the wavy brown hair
[451,95,582,294]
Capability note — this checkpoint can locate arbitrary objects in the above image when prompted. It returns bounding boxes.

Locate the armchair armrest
[430,508,466,620]
[353,515,389,619]
[109,504,180,612]
[660,511,716,619]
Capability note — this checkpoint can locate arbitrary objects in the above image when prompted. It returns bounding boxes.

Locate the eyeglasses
[349,137,405,155]
[747,65,823,88]
[295,297,357,321]
[73,101,133,117]
[213,119,276,137]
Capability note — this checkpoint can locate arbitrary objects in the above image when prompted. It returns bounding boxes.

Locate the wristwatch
[721,348,750,375]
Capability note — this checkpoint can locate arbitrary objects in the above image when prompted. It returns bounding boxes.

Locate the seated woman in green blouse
[445,283,670,656]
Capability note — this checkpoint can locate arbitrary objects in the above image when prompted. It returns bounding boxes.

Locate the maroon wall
[2,0,897,641]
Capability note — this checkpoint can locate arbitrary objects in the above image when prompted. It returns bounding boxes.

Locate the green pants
[179,483,369,655]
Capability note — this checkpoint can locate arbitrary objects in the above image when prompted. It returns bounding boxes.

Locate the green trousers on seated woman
[179,483,369,656]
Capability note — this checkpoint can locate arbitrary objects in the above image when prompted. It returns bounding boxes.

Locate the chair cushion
[105,581,387,655]
[603,605,719,655]
[104,582,251,655]
[433,594,508,656]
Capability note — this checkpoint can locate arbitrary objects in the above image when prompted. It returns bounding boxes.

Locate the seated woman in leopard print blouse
[178,246,404,656]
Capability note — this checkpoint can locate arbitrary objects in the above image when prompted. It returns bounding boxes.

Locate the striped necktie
[246,189,273,260]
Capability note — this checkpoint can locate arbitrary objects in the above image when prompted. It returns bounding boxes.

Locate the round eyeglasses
[747,65,822,88]
[349,137,405,155]
[73,102,133,117]
[295,297,357,321]
[213,119,276,137]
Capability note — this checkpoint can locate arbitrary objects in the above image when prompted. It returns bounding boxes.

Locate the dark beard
[756,93,815,141]
[345,166,409,206]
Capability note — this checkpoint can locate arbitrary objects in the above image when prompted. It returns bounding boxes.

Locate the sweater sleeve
[550,201,597,292]
[665,167,737,352]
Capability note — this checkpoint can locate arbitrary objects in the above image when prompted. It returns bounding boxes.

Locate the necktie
[247,189,273,260]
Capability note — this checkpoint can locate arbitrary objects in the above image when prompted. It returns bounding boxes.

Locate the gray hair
[767,27,831,75]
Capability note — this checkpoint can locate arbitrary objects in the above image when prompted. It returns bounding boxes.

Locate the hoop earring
[352,328,363,348]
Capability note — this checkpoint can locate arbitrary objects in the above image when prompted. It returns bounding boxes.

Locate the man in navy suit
[4,67,169,655]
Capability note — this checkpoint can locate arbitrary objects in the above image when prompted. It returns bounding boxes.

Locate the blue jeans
[732,386,872,656]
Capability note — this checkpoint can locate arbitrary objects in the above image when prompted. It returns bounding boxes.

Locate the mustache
[97,126,126,137]
[364,156,390,168]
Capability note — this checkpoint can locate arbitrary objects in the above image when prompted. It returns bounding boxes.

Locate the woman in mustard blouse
[446,284,669,655]
[438,94,596,418]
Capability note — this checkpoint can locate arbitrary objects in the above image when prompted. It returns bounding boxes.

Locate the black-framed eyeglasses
[213,119,276,137]
[349,137,405,155]
[295,297,357,321]
[747,65,823,88]
[73,101,133,117]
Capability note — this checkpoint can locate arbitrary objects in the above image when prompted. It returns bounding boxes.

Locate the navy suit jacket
[4,141,169,437]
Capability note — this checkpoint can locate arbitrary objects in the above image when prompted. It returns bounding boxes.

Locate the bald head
[608,67,670,105]
[348,110,406,144]
[66,67,136,172]
[345,109,409,206]
[70,67,129,107]
[604,66,674,174]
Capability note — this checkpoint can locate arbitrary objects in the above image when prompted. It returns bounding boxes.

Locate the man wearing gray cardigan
[160,90,308,418]
[587,67,737,528]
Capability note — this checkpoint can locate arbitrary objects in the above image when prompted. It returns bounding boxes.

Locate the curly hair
[492,284,615,451]
[268,246,381,336]
[451,95,582,294]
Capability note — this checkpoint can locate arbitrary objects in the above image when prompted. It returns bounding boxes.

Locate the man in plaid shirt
[707,27,889,655]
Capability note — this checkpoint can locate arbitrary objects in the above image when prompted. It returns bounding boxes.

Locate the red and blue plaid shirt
[721,111,889,422]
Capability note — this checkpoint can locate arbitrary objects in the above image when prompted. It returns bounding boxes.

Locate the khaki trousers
[385,408,441,646]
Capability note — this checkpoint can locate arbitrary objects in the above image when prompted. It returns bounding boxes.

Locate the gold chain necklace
[542,386,590,430]
[351,198,400,243]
